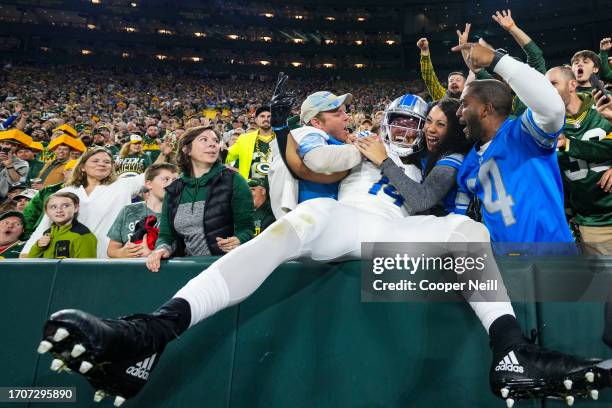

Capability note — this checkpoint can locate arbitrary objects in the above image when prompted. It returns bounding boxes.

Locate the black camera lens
[0,147,12,153]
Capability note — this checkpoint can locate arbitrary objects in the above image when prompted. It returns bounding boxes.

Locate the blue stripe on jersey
[520,109,562,150]
[436,154,463,170]
[297,132,329,158]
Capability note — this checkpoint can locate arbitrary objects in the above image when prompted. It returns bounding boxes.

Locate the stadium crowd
[1,10,612,262]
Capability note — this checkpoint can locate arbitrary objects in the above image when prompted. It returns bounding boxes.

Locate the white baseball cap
[300,91,353,124]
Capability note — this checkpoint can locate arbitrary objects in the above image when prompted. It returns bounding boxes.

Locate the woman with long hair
[115,135,153,177]
[146,126,254,272]
[21,147,145,258]
[356,97,472,215]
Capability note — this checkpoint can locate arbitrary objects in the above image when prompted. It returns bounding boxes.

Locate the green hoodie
[157,162,254,253]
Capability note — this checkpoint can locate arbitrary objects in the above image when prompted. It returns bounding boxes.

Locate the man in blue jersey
[454,43,574,243]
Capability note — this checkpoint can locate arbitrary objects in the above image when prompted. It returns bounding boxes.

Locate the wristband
[489,50,508,72]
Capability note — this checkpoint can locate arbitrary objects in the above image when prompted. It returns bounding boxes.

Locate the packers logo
[254,162,270,175]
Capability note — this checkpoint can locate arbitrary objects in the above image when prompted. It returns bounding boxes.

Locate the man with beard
[38,135,85,187]
[417,37,466,101]
[454,41,573,243]
[225,106,275,181]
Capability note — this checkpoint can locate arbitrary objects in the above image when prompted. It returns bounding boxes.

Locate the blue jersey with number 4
[457,110,573,243]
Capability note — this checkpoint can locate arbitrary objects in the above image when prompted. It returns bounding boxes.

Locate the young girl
[27,192,97,258]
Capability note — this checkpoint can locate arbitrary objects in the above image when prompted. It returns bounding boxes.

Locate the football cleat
[38,308,177,403]
[490,343,612,403]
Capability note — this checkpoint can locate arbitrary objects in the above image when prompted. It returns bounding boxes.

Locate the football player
[37,83,609,407]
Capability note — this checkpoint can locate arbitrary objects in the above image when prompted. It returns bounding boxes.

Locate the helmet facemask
[382,113,424,157]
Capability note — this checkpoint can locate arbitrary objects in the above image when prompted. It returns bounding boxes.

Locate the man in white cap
[290,91,363,203]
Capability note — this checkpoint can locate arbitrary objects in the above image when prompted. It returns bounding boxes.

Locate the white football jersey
[339,148,422,219]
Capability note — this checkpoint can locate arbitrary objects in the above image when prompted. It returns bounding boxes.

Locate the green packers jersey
[115,154,152,177]
[250,139,271,181]
[558,93,612,226]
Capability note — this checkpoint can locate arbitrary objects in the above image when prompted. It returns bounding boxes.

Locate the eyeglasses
[0,220,23,228]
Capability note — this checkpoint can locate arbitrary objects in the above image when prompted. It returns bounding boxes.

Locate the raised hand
[451,42,496,71]
[492,10,516,31]
[416,38,430,55]
[270,72,297,128]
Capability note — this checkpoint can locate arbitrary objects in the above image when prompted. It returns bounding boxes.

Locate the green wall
[1,258,611,407]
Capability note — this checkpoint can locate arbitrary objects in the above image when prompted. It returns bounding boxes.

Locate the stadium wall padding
[1,257,611,408]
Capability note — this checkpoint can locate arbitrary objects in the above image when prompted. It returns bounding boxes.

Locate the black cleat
[38,309,177,405]
[490,343,612,407]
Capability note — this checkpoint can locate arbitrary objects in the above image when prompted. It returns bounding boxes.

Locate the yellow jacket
[225,129,274,180]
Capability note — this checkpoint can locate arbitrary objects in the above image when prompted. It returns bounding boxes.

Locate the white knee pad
[280,198,337,244]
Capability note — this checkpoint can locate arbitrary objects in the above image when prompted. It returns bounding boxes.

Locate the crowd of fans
[1,9,612,262]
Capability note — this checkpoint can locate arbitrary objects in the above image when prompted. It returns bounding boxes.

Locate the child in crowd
[27,192,97,258]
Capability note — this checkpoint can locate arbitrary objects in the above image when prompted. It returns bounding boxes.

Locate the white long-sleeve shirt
[22,174,145,258]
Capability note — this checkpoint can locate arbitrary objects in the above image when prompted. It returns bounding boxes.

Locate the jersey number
[478,159,516,227]
[369,176,405,207]
[564,128,611,181]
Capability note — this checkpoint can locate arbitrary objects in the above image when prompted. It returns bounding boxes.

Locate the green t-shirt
[253,203,275,237]
[142,136,161,162]
[107,202,161,245]
[115,154,153,177]
[558,93,612,226]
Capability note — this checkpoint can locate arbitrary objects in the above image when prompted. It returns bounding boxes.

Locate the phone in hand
[590,73,610,104]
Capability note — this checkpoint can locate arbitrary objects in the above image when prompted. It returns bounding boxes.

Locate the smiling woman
[146,126,254,272]
[21,147,146,258]
[356,96,472,216]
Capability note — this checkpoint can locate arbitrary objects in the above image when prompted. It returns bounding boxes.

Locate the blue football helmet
[381,94,429,157]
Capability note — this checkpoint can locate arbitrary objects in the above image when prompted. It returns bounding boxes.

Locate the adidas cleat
[38,309,176,403]
[490,344,612,403]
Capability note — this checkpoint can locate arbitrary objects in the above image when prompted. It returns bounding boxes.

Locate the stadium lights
[259,60,271,66]
[91,0,101,4]
[324,39,335,45]
[228,34,239,40]
[291,62,302,67]
[191,57,202,62]
[194,32,206,37]
[294,15,304,20]
[260,36,272,42]
[125,27,137,33]
[325,17,335,21]
[130,2,137,6]
[357,17,366,21]
[81,49,92,55]
[354,63,365,68]
[122,52,130,58]
[262,13,274,18]
[156,54,167,60]
[293,38,304,44]
[385,40,396,45]
[323,63,335,68]
[87,24,96,29]
[355,40,363,45]
[158,29,173,35]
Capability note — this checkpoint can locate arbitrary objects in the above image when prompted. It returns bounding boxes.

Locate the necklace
[254,138,272,163]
